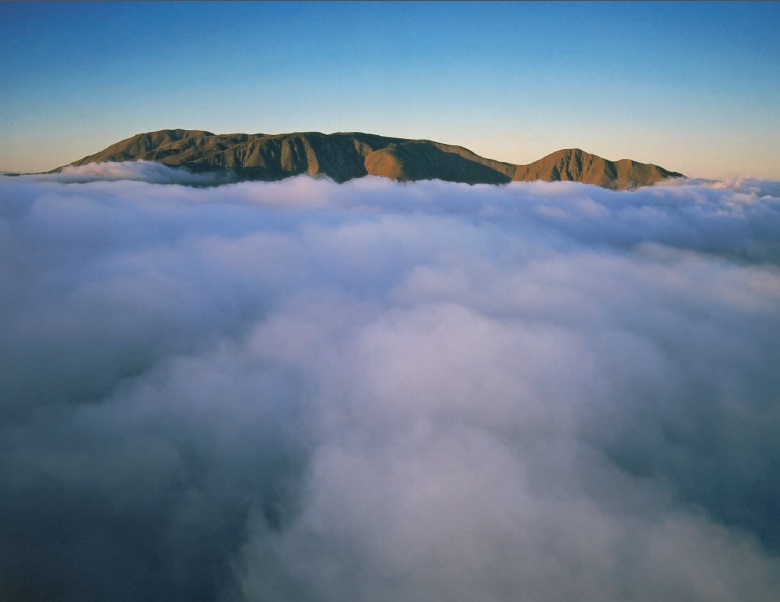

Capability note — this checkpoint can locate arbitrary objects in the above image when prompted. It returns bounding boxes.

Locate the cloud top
[1,171,779,601]
[16,160,232,185]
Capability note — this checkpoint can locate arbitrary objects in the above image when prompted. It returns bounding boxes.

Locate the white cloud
[16,160,233,185]
[1,172,779,601]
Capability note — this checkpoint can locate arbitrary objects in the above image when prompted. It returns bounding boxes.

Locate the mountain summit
[68,130,684,189]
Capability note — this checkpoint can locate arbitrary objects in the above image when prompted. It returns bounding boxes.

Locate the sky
[2,167,780,600]
[1,1,779,179]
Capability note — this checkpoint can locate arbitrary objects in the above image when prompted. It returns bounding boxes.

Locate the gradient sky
[1,1,778,179]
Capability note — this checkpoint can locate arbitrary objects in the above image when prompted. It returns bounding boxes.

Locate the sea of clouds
[1,163,779,601]
[26,160,234,185]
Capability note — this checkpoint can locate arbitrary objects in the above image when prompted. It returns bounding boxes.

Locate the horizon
[2,1,779,180]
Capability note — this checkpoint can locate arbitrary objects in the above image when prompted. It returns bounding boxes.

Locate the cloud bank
[1,169,780,601]
[24,160,233,185]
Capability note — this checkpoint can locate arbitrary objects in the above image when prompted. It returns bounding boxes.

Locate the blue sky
[1,1,778,179]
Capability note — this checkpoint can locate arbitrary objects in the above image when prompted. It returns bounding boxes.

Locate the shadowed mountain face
[68,129,684,189]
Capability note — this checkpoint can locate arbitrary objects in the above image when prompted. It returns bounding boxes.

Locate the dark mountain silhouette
[65,129,684,189]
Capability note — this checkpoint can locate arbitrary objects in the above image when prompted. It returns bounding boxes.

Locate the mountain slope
[67,130,683,189]
[512,148,680,189]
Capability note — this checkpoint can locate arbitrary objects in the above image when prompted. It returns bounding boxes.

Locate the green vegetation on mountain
[68,129,684,189]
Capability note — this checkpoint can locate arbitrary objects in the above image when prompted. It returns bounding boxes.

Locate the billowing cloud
[21,160,234,185]
[1,172,779,601]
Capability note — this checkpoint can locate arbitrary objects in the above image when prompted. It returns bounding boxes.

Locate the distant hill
[66,129,684,189]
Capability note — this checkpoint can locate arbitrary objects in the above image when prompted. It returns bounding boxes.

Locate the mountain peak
[66,130,684,189]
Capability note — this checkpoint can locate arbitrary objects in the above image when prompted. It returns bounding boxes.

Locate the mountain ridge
[65,129,684,189]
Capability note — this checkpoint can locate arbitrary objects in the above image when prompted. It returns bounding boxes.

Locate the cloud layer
[2,169,780,601]
[26,160,232,185]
